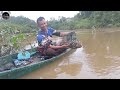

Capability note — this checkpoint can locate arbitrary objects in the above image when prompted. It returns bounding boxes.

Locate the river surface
[20,30,120,79]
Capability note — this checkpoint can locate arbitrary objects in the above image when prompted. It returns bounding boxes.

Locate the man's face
[37,19,47,31]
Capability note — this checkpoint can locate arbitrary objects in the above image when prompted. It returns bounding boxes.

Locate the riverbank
[57,27,120,33]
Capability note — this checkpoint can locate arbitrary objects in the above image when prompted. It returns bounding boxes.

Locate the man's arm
[52,30,75,37]
[49,44,69,49]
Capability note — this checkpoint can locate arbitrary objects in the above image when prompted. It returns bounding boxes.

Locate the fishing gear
[61,31,82,49]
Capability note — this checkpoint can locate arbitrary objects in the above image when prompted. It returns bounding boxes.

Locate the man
[36,17,71,56]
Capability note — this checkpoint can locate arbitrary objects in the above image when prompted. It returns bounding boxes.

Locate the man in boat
[36,17,73,57]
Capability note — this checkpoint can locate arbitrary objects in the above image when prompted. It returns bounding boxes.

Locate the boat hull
[0,48,71,79]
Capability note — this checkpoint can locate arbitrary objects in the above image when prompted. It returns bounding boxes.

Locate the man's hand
[62,44,69,48]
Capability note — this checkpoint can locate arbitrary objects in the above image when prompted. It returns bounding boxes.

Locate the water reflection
[79,31,120,78]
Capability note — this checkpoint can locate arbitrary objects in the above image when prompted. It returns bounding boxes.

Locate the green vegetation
[0,16,38,56]
[48,11,120,30]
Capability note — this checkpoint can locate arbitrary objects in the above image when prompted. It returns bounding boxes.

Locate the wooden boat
[0,31,80,79]
[0,48,72,79]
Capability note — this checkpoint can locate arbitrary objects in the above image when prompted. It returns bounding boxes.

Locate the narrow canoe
[0,48,71,79]
[0,31,78,79]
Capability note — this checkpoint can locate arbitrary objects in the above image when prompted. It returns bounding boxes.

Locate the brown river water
[20,29,120,79]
